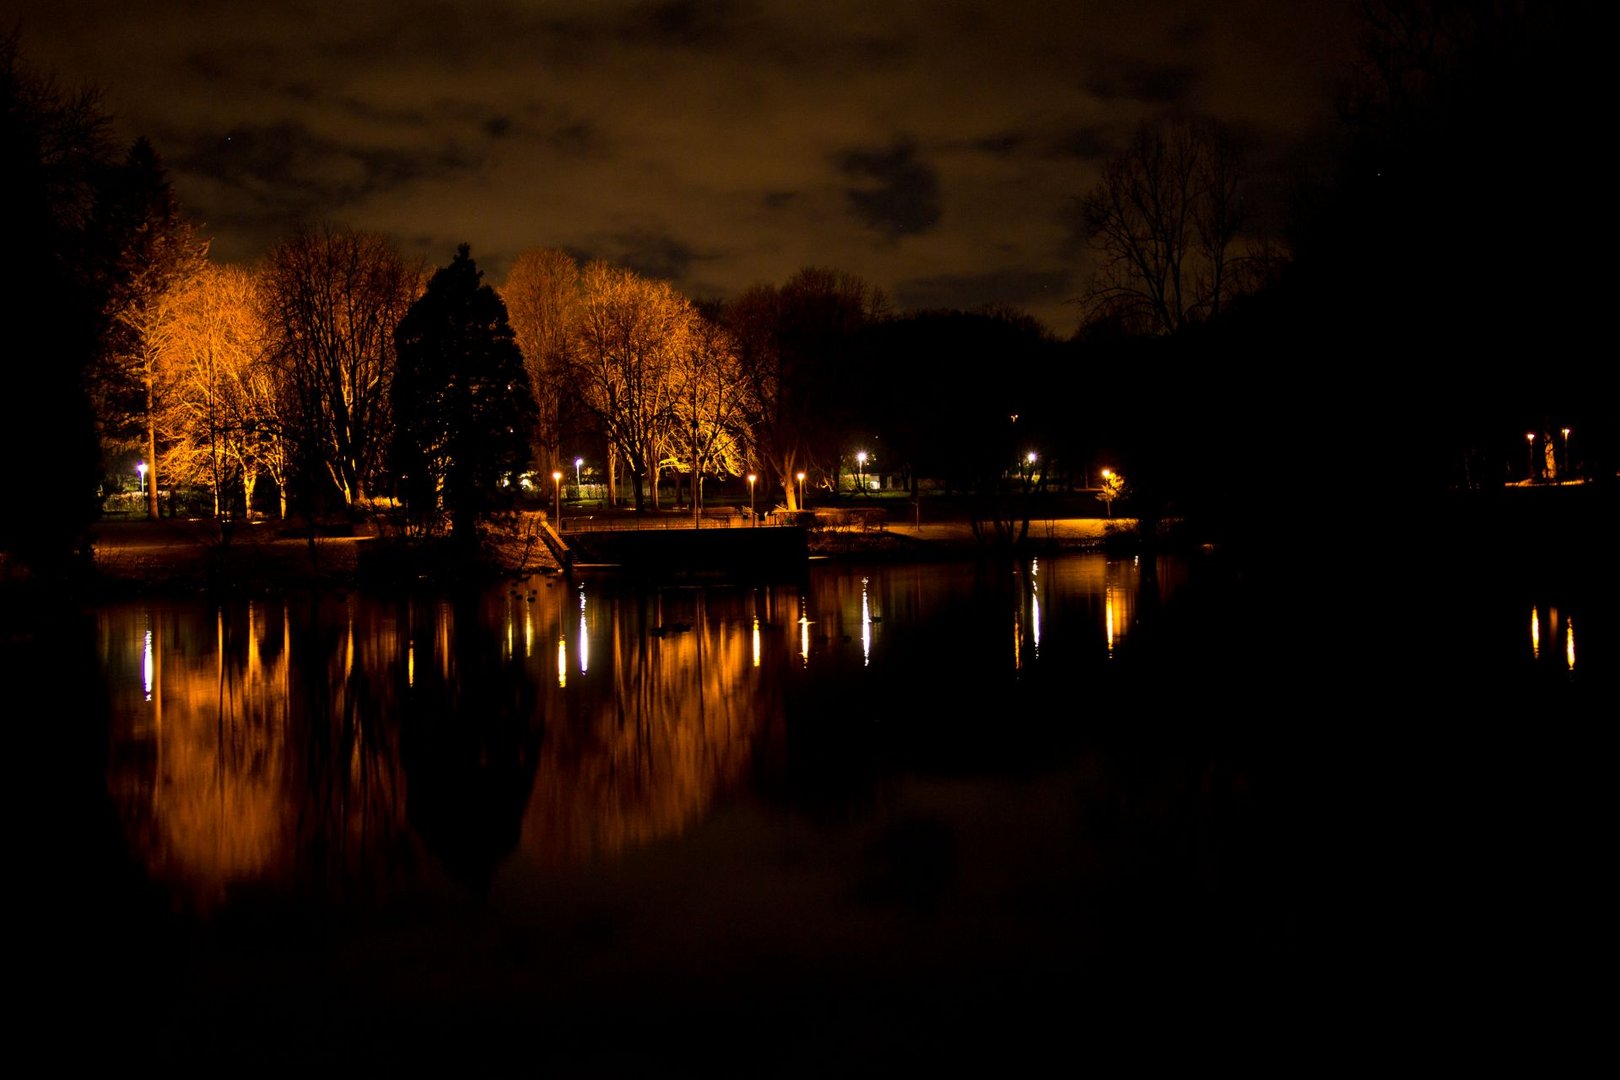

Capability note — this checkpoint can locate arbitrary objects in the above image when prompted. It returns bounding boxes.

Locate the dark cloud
[171,121,479,229]
[894,270,1074,318]
[1083,59,1200,106]
[973,132,1028,158]
[836,139,942,240]
[637,0,745,49]
[604,228,702,281]
[1050,126,1112,162]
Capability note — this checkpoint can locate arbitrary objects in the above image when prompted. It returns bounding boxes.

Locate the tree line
[10,1,1603,578]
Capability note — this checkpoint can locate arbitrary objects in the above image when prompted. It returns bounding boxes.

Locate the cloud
[836,139,942,240]
[591,227,704,281]
[1083,59,1200,106]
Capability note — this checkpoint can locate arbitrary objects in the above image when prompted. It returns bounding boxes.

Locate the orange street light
[552,470,563,521]
[796,470,806,509]
[747,472,757,526]
[856,451,867,494]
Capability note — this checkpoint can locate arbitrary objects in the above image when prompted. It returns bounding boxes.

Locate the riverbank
[2,508,1153,600]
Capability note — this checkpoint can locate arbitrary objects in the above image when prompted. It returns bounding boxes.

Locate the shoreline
[3,512,1158,603]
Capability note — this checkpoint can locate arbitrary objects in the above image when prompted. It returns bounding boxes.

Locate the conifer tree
[391,245,537,543]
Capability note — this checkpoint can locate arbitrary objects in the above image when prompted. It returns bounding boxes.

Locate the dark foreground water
[12,541,1613,1070]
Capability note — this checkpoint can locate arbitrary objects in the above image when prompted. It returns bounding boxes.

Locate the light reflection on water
[98,555,1184,910]
[94,552,1603,918]
[53,543,1616,1069]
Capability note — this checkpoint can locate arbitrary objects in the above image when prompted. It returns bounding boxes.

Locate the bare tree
[1079,117,1255,335]
[501,248,581,483]
[572,262,690,512]
[729,268,885,507]
[261,226,419,510]
[669,309,754,524]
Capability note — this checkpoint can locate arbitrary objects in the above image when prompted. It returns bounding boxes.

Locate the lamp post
[1561,428,1571,478]
[1526,432,1536,484]
[796,471,806,510]
[856,451,867,495]
[552,470,563,523]
[136,461,147,495]
[747,472,757,526]
[574,457,583,498]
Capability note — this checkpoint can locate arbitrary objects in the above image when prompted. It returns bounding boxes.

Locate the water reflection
[110,551,1574,916]
[1529,603,1580,673]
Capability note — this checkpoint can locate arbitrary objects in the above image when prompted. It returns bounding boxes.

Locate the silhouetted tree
[728,268,886,506]
[1,35,119,573]
[262,226,418,513]
[391,245,537,543]
[1079,117,1258,336]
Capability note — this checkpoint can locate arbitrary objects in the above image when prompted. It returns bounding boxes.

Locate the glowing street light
[796,470,806,509]
[1526,431,1536,484]
[856,451,867,494]
[552,470,563,522]
[1561,428,1572,477]
[136,460,147,494]
[574,456,583,496]
[747,472,757,526]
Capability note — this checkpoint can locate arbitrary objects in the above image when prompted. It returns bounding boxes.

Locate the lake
[15,542,1611,1069]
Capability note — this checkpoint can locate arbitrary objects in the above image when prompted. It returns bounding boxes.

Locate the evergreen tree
[391,245,536,543]
[1,35,117,574]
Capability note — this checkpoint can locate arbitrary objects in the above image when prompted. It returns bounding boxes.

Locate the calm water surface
[27,549,1613,1067]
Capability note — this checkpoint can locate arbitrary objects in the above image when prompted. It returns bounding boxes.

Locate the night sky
[13,1,1359,334]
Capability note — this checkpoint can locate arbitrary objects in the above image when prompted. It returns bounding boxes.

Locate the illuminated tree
[94,137,207,520]
[669,307,754,524]
[390,245,537,543]
[155,264,273,519]
[572,262,689,512]
[501,248,582,484]
[1079,117,1256,336]
[262,226,418,512]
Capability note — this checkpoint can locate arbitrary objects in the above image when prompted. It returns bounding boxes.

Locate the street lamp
[1526,432,1536,484]
[856,451,867,494]
[1561,428,1571,478]
[552,470,563,522]
[574,456,583,497]
[747,473,757,526]
[796,470,806,509]
[136,460,147,494]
